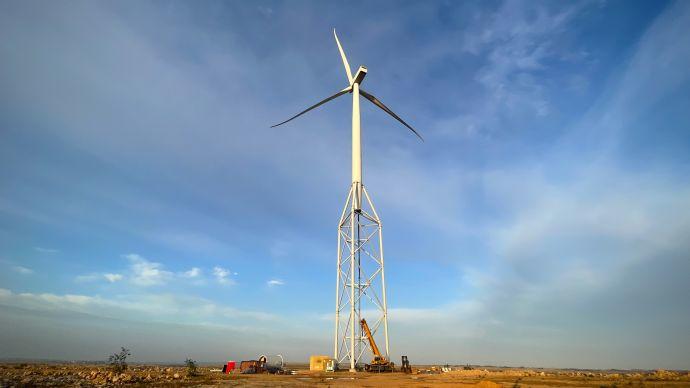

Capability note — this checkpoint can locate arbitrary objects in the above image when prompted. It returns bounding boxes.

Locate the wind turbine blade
[271,87,352,128]
[359,89,424,141]
[333,29,353,84]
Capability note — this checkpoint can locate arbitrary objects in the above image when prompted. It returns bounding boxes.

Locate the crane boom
[360,319,382,358]
[359,318,394,372]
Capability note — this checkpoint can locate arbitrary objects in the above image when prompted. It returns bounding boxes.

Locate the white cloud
[12,265,33,274]
[125,254,172,286]
[212,266,234,285]
[267,279,284,287]
[76,260,221,286]
[103,273,123,283]
[181,267,201,278]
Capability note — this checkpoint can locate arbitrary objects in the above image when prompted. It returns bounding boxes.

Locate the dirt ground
[1,363,689,387]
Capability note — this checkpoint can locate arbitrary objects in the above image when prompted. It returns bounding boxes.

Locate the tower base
[333,183,390,371]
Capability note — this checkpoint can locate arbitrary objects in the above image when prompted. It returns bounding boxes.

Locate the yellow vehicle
[360,319,394,372]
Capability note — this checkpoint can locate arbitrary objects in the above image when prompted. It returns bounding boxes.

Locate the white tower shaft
[352,82,362,210]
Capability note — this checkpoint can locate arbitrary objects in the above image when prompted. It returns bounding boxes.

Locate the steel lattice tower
[334,182,389,370]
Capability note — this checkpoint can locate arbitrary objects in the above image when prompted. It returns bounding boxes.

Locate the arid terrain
[1,363,689,387]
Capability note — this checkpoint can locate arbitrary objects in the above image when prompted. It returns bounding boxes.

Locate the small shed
[309,355,333,371]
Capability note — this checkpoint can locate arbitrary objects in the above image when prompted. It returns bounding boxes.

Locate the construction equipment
[360,319,394,372]
[240,355,267,374]
[264,354,285,374]
[221,361,236,374]
[401,356,412,374]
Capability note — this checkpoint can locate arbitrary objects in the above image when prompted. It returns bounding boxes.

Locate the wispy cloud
[267,279,284,287]
[146,231,234,256]
[12,265,34,275]
[33,247,58,253]
[0,287,278,324]
[433,0,595,136]
[75,273,100,282]
[257,6,273,18]
[76,272,123,283]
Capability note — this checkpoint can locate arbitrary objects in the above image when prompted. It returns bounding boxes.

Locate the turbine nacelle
[352,66,367,85]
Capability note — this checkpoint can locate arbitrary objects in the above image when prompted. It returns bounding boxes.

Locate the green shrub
[185,358,199,377]
[108,347,130,373]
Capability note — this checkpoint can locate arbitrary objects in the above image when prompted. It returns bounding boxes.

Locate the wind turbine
[272,29,422,371]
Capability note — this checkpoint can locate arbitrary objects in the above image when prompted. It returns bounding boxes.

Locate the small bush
[185,358,199,377]
[108,347,131,373]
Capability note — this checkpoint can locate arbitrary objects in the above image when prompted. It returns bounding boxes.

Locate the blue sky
[1,0,689,369]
